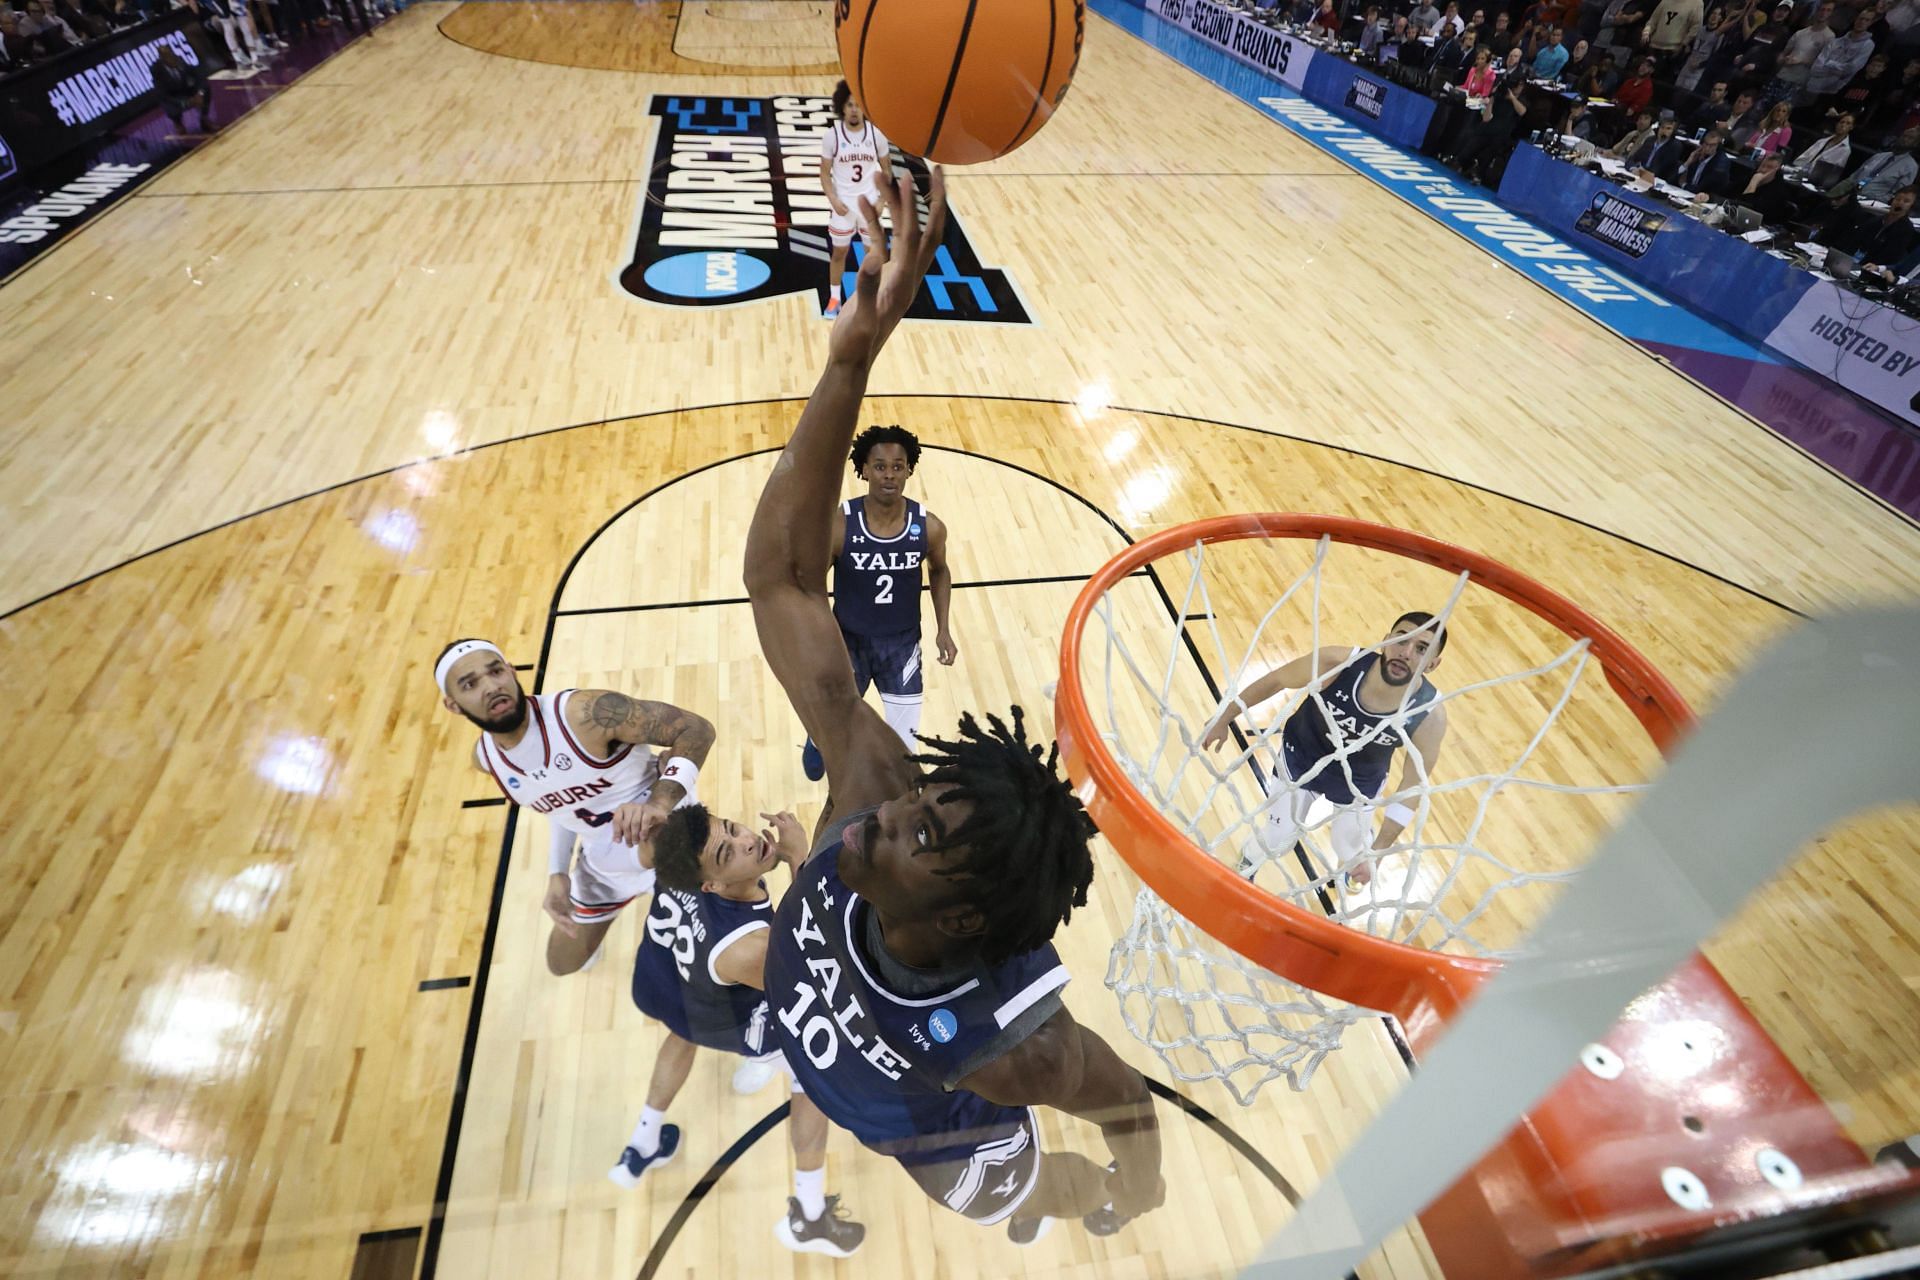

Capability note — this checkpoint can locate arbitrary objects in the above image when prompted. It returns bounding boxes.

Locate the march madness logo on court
[1572,191,1667,259]
[619,95,1032,324]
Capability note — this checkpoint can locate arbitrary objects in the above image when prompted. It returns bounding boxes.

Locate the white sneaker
[731,1057,777,1094]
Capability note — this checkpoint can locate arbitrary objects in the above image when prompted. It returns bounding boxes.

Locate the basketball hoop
[1054,513,1693,1098]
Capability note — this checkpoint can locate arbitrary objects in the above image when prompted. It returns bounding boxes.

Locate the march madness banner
[619,95,1032,324]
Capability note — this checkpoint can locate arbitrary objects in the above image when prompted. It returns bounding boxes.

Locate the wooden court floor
[1,5,1917,1279]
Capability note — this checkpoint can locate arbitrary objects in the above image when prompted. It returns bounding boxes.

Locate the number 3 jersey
[832,496,929,639]
[763,810,1072,1166]
[633,888,775,1057]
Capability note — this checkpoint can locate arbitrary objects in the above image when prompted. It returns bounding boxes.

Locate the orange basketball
[835,0,1084,165]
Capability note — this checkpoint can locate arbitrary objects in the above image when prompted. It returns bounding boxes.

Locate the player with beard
[741,172,1165,1243]
[1200,613,1450,888]
[436,639,715,976]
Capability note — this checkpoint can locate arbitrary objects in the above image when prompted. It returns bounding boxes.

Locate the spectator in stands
[1557,36,1593,81]
[202,0,271,72]
[1689,79,1738,128]
[1817,183,1919,269]
[16,0,80,52]
[1309,0,1341,34]
[1454,46,1534,181]
[1436,1,1468,36]
[1832,51,1894,114]
[1729,2,1796,86]
[1577,48,1622,94]
[1436,24,1479,69]
[1410,0,1443,32]
[53,0,109,37]
[1628,114,1690,174]
[1797,111,1858,181]
[1645,0,1705,65]
[1598,0,1651,49]
[1674,127,1738,190]
[1887,0,1920,53]
[0,9,33,65]
[1533,24,1571,75]
[1769,0,1836,101]
[1380,13,1413,62]
[1609,108,1662,155]
[1359,5,1389,55]
[1727,151,1806,219]
[1727,88,1768,142]
[1677,7,1735,89]
[1751,99,1797,152]
[1563,95,1600,136]
[1806,6,1878,99]
[152,42,215,132]
[1485,9,1516,52]
[1616,55,1659,115]
[1459,42,1501,100]
[1838,128,1920,197]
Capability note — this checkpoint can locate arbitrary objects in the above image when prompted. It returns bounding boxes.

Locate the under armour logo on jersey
[820,889,835,910]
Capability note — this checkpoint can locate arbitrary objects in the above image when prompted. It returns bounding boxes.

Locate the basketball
[835,0,1085,165]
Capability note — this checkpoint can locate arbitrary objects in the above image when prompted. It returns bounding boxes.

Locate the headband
[435,640,504,694]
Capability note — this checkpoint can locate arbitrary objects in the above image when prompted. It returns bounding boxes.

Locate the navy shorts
[845,630,923,698]
[898,1108,1041,1224]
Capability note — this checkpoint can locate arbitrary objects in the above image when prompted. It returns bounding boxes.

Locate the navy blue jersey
[1281,650,1438,805]
[763,812,1071,1165]
[833,496,929,638]
[632,888,774,1057]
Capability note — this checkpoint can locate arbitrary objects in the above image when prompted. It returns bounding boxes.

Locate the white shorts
[568,825,656,924]
[828,202,889,247]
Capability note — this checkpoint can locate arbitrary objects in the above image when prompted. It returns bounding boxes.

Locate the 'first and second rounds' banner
[1147,0,1315,90]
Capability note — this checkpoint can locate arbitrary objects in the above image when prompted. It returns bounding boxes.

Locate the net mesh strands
[1083,531,1656,1103]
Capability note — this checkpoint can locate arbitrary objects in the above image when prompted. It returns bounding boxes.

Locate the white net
[1081,531,1660,1103]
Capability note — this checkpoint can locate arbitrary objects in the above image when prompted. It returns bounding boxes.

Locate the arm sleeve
[548,821,575,876]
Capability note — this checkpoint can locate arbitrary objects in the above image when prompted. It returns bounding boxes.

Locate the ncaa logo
[928,1008,958,1043]
[642,250,772,300]
[507,776,521,789]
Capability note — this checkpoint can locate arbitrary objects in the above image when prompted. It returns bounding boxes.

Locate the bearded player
[436,639,713,974]
[615,808,866,1257]
[1200,613,1450,888]
[742,173,1165,1242]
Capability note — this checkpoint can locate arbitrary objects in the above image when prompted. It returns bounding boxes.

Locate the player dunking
[799,423,958,782]
[436,639,713,973]
[1200,613,1451,887]
[742,172,1164,1241]
[818,79,895,318]
[614,808,866,1258]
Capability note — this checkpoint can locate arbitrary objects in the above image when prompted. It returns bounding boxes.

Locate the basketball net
[1090,534,1651,1102]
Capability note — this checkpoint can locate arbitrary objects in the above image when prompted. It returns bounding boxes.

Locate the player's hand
[761,810,808,861]
[1345,857,1377,887]
[544,872,577,936]
[936,630,958,665]
[828,166,948,367]
[1199,714,1235,752]
[614,797,673,848]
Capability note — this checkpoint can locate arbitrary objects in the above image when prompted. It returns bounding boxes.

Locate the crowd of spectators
[1237,0,1920,281]
[1,0,402,77]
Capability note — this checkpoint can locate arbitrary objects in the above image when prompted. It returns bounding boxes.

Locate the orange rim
[1056,513,1694,1032]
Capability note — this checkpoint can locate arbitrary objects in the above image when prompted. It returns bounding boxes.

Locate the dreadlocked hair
[909,706,1096,966]
[651,804,712,893]
[849,424,921,474]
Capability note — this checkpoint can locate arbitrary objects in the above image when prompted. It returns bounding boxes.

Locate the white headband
[436,640,505,694]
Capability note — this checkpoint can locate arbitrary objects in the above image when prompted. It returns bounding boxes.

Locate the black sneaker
[1007,1214,1055,1246]
[774,1194,865,1257]
[606,1124,680,1189]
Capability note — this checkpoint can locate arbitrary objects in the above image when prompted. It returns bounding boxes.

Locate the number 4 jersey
[474,689,669,898]
[633,888,775,1057]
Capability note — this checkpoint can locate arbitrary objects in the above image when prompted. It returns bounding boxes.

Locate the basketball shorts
[900,1108,1042,1225]
[828,200,889,247]
[846,630,923,698]
[569,826,656,925]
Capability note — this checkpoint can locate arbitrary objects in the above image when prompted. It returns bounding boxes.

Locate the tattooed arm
[570,691,716,847]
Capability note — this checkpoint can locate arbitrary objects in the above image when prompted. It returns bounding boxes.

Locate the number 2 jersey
[763,808,1072,1166]
[633,888,775,1057]
[832,496,929,639]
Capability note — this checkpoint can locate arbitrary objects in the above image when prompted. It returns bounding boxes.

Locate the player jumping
[742,171,1165,1242]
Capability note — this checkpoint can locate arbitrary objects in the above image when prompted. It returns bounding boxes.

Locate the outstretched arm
[960,1006,1165,1221]
[1199,645,1353,751]
[570,692,716,846]
[744,172,948,816]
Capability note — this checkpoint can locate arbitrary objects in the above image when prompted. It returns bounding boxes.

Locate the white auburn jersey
[820,120,891,208]
[475,689,662,834]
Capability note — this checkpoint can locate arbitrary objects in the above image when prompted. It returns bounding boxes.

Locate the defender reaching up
[742,174,1164,1241]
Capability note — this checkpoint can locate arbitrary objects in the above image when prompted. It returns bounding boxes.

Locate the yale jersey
[475,689,661,834]
[834,496,928,638]
[1282,650,1438,805]
[763,823,1071,1165]
[820,120,891,206]
[633,888,774,1057]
